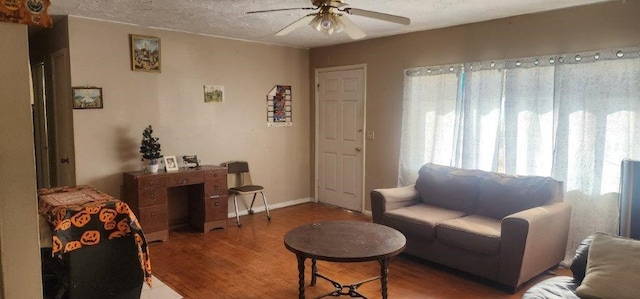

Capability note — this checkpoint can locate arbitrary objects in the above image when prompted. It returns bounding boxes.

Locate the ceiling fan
[246,0,411,40]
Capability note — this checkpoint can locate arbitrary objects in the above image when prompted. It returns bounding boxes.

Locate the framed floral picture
[130,34,161,72]
[72,87,103,109]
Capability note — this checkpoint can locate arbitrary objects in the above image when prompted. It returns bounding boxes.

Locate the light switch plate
[366,130,375,140]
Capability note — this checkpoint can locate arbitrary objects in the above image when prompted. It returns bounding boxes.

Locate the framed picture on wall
[72,87,103,109]
[163,155,179,171]
[130,34,161,72]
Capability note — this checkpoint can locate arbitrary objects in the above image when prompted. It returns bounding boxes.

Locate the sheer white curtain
[398,68,459,186]
[552,55,640,258]
[400,48,640,259]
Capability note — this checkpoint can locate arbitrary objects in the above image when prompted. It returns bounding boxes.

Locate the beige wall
[310,0,640,210]
[0,22,43,299]
[67,17,311,210]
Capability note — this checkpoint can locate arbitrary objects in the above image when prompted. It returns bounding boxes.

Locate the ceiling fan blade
[337,15,366,40]
[275,14,317,36]
[246,7,316,14]
[345,8,411,25]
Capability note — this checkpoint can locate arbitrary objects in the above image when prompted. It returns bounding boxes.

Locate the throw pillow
[575,232,640,299]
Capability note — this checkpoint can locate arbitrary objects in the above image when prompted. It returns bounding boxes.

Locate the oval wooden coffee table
[284,221,406,299]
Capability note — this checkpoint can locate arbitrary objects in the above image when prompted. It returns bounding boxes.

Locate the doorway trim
[314,64,367,211]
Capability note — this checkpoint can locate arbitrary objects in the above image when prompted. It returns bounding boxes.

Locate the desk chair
[226,161,271,227]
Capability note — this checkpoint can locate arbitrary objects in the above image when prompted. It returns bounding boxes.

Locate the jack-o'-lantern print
[117,218,131,233]
[104,221,116,230]
[99,208,117,223]
[109,230,127,240]
[115,202,130,214]
[80,230,101,245]
[55,219,72,231]
[145,257,152,272]
[56,208,67,222]
[52,236,63,253]
[134,232,143,245]
[85,206,102,214]
[70,211,91,227]
[64,241,82,252]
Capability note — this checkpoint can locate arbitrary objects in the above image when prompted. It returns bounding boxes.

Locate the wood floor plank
[149,202,569,298]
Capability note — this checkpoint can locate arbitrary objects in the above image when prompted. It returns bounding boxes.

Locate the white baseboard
[227,197,313,218]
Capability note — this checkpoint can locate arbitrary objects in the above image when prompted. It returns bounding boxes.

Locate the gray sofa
[371,163,571,291]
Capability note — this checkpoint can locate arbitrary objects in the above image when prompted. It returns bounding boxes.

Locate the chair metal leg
[248,193,257,214]
[261,192,271,221]
[233,194,242,227]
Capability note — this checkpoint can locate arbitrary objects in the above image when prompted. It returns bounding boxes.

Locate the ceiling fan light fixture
[310,12,344,35]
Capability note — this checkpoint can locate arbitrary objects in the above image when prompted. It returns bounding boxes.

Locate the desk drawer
[205,169,226,181]
[205,179,228,196]
[167,172,205,186]
[205,195,228,222]
[138,176,166,189]
[137,205,168,232]
[138,188,167,207]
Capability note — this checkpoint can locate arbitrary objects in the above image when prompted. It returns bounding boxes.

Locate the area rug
[140,275,182,299]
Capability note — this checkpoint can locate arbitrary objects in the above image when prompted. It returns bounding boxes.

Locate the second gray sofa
[371,163,571,291]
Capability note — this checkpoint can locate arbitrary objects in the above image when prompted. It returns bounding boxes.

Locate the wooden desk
[122,165,228,242]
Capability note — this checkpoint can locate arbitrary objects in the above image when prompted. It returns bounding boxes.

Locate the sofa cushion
[415,163,481,214]
[475,174,559,219]
[521,276,580,299]
[436,215,501,255]
[384,203,466,241]
[575,232,640,299]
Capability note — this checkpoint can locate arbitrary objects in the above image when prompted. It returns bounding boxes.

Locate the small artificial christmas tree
[139,125,162,165]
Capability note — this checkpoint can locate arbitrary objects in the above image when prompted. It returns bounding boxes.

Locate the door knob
[355,147,362,152]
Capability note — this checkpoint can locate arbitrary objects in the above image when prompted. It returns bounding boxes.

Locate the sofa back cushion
[415,163,481,214]
[475,173,561,219]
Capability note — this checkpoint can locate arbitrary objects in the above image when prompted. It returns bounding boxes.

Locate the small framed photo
[163,155,179,172]
[130,34,161,72]
[204,85,224,103]
[72,87,103,109]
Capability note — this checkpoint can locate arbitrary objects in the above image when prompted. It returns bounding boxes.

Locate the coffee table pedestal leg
[311,259,318,286]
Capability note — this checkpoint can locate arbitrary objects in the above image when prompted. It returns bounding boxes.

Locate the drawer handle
[210,195,220,199]
[182,178,189,184]
[150,181,156,187]
[150,193,156,201]
[214,201,220,207]
[151,212,157,217]
[214,185,219,190]
[213,173,218,177]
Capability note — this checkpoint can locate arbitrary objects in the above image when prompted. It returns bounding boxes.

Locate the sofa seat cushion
[436,215,501,255]
[521,276,580,299]
[384,203,466,240]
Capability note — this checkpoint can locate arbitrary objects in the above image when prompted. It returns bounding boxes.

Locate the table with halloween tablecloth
[38,185,152,286]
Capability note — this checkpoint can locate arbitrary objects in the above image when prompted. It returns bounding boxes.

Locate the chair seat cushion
[229,185,264,194]
[521,276,580,299]
[383,203,466,241]
[436,215,501,255]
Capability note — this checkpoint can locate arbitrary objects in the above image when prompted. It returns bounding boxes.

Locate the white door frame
[314,64,367,211]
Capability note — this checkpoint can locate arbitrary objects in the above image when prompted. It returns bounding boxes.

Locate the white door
[316,67,365,211]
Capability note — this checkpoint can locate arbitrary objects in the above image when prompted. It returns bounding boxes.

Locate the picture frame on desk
[163,155,179,172]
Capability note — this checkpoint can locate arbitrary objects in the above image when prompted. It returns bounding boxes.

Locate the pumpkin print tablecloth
[38,185,152,286]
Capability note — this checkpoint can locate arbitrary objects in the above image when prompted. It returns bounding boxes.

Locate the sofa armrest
[498,201,572,290]
[370,186,420,223]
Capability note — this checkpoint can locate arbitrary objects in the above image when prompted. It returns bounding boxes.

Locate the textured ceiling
[48,0,611,49]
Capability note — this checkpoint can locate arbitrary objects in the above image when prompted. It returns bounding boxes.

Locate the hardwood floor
[149,202,569,298]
